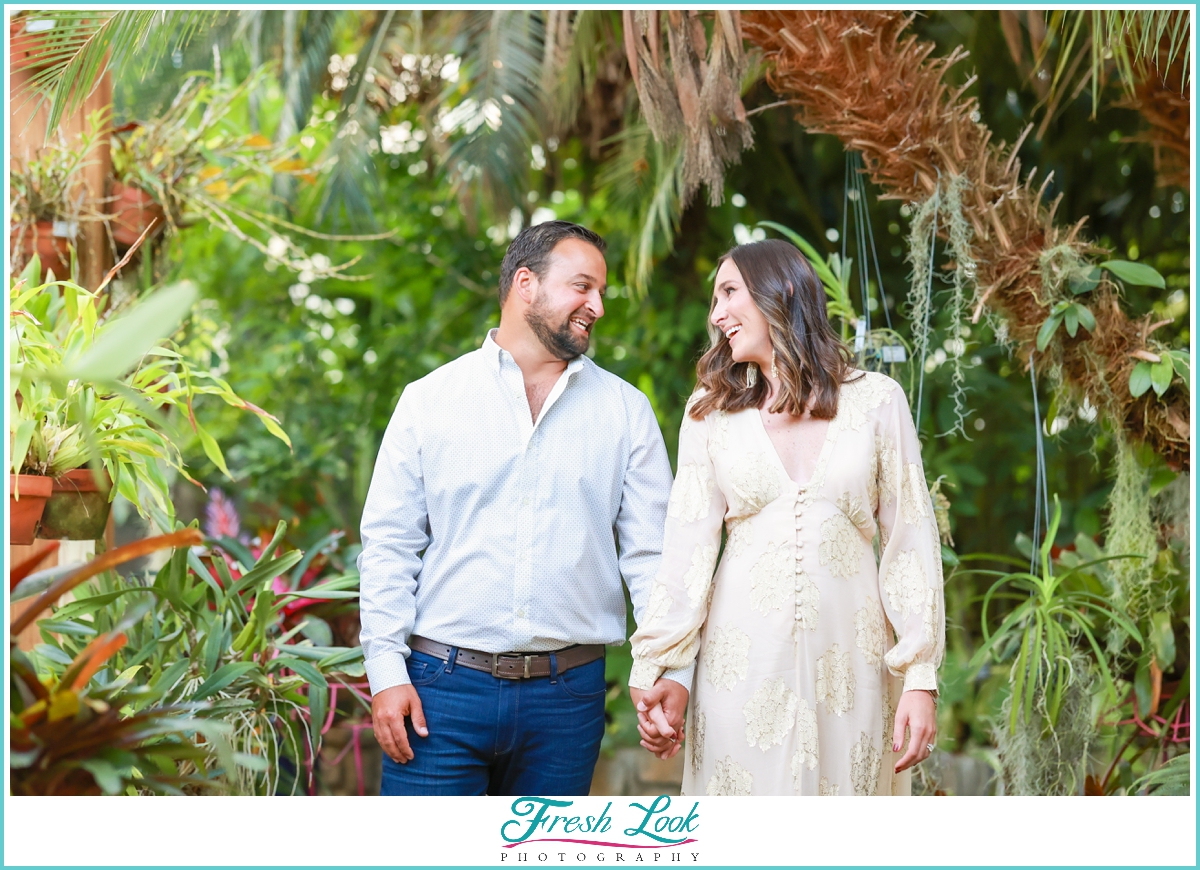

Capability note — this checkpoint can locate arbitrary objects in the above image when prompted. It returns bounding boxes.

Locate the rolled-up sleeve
[628,399,726,691]
[358,388,428,694]
[875,383,945,693]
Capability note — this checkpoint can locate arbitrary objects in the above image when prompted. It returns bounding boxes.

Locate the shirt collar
[482,328,587,377]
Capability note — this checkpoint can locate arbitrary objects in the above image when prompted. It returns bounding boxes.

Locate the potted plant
[8,473,53,545]
[107,122,166,249]
[9,255,293,539]
[8,111,105,281]
[107,71,367,279]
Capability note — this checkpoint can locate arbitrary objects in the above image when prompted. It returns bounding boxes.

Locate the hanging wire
[1029,358,1052,575]
[914,191,939,434]
[854,156,894,333]
[840,152,851,274]
[852,157,872,336]
[843,151,896,367]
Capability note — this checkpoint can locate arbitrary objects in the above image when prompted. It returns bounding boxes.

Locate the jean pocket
[408,654,447,688]
[555,658,607,700]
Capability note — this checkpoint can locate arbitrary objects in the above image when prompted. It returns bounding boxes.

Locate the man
[359,220,690,795]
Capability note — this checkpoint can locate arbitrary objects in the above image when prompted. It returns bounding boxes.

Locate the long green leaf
[191,661,260,700]
[229,550,304,599]
[270,656,329,688]
[52,587,158,622]
[66,282,197,381]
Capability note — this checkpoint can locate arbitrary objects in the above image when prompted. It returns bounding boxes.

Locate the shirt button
[516,608,527,618]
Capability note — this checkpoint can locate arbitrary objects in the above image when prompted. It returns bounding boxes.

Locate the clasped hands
[629,679,689,760]
[629,682,937,770]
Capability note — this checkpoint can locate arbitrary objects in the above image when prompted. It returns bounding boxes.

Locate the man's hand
[371,684,429,764]
[893,689,937,773]
[630,679,689,760]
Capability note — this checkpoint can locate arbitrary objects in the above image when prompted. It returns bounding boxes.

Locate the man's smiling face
[524,238,608,360]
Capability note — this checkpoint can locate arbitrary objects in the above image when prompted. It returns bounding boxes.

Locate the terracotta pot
[10,221,72,281]
[36,468,113,541]
[9,474,53,546]
[109,182,165,247]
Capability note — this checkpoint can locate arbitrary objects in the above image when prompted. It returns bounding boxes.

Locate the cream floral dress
[629,371,945,796]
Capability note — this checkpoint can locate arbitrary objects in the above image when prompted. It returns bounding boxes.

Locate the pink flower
[205,488,242,540]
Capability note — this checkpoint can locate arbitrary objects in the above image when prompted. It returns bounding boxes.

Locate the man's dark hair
[498,220,606,305]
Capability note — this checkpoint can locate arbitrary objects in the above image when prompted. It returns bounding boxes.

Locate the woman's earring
[770,349,779,379]
[745,362,759,388]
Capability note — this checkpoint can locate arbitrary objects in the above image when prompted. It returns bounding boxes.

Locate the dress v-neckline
[751,404,839,492]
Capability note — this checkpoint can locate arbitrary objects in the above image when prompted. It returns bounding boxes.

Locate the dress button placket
[794,487,808,630]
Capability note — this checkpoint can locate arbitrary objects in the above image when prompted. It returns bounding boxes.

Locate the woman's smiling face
[710,258,772,368]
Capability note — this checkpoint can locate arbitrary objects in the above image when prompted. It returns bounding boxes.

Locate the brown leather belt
[409,636,604,681]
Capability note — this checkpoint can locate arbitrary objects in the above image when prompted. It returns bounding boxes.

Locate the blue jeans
[379,649,607,796]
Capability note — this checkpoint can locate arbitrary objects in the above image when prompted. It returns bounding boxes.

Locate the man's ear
[511,266,538,305]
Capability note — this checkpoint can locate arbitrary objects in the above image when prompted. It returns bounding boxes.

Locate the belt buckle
[491,653,533,679]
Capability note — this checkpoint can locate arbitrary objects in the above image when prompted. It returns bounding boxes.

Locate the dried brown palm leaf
[1119,51,1190,190]
[741,10,1188,469]
[623,10,752,207]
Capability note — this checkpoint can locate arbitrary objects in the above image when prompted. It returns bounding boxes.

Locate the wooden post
[9,19,114,291]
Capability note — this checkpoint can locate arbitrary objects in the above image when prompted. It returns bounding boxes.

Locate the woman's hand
[892,689,937,773]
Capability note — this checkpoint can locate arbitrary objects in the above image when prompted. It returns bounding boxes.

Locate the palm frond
[314,10,396,229]
[596,121,685,295]
[438,10,546,215]
[543,11,628,141]
[1041,10,1191,120]
[12,10,226,139]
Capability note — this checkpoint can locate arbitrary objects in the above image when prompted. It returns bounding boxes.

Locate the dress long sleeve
[628,399,727,691]
[873,382,945,693]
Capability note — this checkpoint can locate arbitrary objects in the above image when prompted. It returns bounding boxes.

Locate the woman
[629,239,944,796]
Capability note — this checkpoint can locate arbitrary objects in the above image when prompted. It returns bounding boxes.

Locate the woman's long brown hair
[690,238,860,421]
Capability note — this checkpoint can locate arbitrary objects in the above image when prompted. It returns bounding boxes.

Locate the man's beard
[525,299,591,360]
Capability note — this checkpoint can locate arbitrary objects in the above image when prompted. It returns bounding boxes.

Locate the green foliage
[26,523,362,795]
[1129,349,1188,398]
[967,496,1143,733]
[11,10,226,138]
[1036,299,1096,351]
[1101,259,1166,289]
[9,110,106,235]
[9,265,289,525]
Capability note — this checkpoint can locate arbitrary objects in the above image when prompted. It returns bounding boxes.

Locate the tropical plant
[962,496,1146,793]
[9,111,109,278]
[108,69,376,278]
[10,528,236,795]
[17,519,363,795]
[1038,10,1190,117]
[9,255,291,527]
[968,496,1143,732]
[10,111,105,228]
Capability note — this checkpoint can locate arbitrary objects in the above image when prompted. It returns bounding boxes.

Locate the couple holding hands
[358,220,944,797]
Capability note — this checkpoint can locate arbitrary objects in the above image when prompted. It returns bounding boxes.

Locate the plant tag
[881,345,907,363]
[51,220,78,238]
[854,318,866,352]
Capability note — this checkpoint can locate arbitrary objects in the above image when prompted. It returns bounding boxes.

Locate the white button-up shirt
[358,329,693,694]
